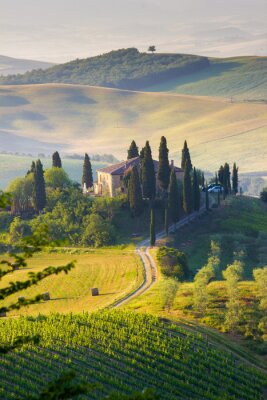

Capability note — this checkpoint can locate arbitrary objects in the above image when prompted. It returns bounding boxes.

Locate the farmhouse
[94,156,183,197]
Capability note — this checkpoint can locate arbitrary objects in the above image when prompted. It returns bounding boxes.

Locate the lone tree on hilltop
[82,153,93,190]
[193,167,200,211]
[183,159,192,214]
[232,163,238,195]
[33,159,46,213]
[168,168,180,224]
[157,136,170,192]
[127,140,139,159]
[141,141,156,200]
[181,140,192,171]
[52,151,62,168]
[148,45,156,53]
[128,165,143,217]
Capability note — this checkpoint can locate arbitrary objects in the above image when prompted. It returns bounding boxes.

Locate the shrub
[157,246,189,280]
[260,187,267,202]
[0,211,13,231]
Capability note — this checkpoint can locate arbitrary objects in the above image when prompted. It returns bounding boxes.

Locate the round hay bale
[43,292,50,301]
[91,288,99,296]
[18,296,25,302]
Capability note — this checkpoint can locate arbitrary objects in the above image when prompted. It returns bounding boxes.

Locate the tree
[141,141,156,200]
[26,161,36,175]
[7,174,34,215]
[148,45,156,53]
[223,261,243,332]
[260,187,267,202]
[192,167,200,211]
[45,168,71,190]
[52,151,62,168]
[82,153,93,189]
[33,160,46,213]
[218,166,224,186]
[205,183,209,211]
[157,136,170,192]
[150,205,156,246]
[81,214,116,247]
[168,169,180,224]
[183,159,192,214]
[232,163,238,195]
[223,163,231,195]
[157,246,189,280]
[128,166,143,217]
[181,140,192,171]
[127,140,139,159]
[193,262,216,313]
[201,172,205,187]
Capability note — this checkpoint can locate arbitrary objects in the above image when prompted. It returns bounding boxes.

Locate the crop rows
[0,311,266,399]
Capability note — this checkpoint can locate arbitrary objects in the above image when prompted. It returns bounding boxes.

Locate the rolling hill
[0,49,266,101]
[0,55,54,76]
[0,84,266,175]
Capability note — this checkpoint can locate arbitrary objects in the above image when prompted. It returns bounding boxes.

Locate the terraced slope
[0,311,266,399]
[0,84,266,173]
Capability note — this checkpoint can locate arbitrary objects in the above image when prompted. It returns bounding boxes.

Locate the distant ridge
[0,48,209,89]
[0,55,54,77]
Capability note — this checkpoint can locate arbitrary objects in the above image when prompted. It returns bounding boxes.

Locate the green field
[0,248,143,315]
[0,154,108,190]
[0,310,266,399]
[144,56,267,102]
[0,84,267,175]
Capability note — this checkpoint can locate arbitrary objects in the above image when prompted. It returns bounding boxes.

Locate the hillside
[0,310,266,399]
[0,55,54,76]
[145,56,267,101]
[0,49,266,101]
[0,84,266,175]
[0,48,209,90]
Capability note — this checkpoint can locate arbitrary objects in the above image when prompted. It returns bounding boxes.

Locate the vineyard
[0,310,266,399]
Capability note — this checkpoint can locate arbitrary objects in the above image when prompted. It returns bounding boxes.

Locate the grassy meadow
[0,247,143,316]
[0,84,267,175]
[145,56,267,101]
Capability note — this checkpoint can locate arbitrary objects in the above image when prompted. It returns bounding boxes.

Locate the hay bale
[43,292,50,301]
[91,288,99,296]
[18,296,25,302]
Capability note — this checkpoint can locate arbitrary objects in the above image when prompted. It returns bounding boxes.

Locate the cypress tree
[127,140,139,159]
[168,169,180,224]
[201,172,205,187]
[232,163,238,195]
[82,153,93,189]
[128,166,143,217]
[141,141,156,200]
[183,159,192,214]
[26,161,36,175]
[218,166,224,185]
[33,159,46,212]
[205,184,209,211]
[223,163,231,195]
[193,167,200,211]
[181,140,192,171]
[215,172,218,185]
[52,151,62,168]
[157,136,170,191]
[150,205,156,246]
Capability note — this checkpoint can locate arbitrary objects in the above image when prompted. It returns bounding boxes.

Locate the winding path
[113,203,208,308]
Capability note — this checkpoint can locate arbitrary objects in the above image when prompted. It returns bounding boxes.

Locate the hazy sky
[0,0,266,62]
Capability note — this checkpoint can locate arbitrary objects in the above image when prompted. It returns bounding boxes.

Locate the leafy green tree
[157,246,189,280]
[82,153,93,189]
[157,136,170,191]
[52,151,62,168]
[128,166,143,217]
[192,167,200,211]
[181,140,192,171]
[7,174,34,215]
[150,205,156,246]
[141,141,156,200]
[33,160,46,212]
[183,159,192,214]
[9,217,32,243]
[193,262,216,313]
[148,45,156,53]
[81,214,117,247]
[232,163,238,195]
[45,168,71,190]
[223,261,243,332]
[168,169,180,224]
[127,140,139,159]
